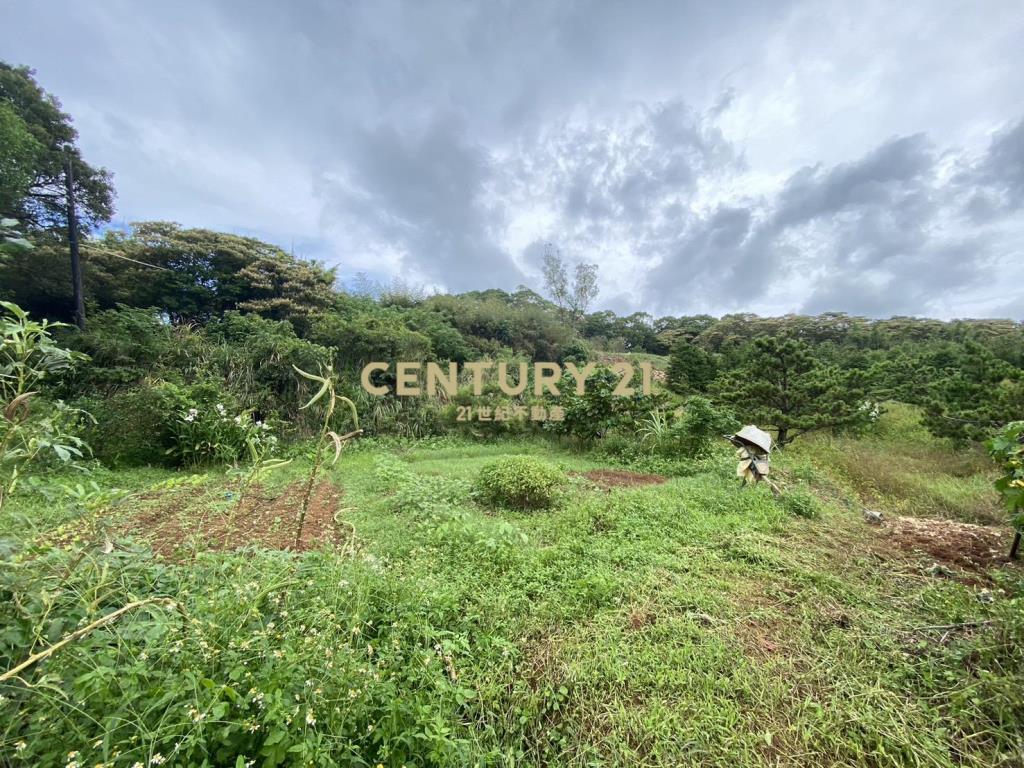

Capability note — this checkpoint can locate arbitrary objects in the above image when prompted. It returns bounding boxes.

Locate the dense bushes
[474,456,565,509]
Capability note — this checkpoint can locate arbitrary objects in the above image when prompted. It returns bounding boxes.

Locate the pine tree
[716,337,868,446]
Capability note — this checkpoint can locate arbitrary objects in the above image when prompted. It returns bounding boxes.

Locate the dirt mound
[126,480,343,558]
[880,515,1016,572]
[580,469,667,489]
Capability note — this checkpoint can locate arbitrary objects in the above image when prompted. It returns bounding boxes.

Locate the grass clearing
[1,425,1022,766]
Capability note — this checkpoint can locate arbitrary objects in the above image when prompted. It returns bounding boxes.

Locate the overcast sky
[5,1,1023,319]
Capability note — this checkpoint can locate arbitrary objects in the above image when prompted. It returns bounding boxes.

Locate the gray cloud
[4,0,1023,318]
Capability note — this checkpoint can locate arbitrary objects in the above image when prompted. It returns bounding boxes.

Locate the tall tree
[541,244,599,326]
[716,336,869,446]
[667,340,718,394]
[0,63,114,231]
[0,63,115,328]
[0,101,40,217]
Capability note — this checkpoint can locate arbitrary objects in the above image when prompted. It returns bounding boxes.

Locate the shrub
[665,396,737,458]
[778,483,823,518]
[169,400,277,468]
[474,456,565,510]
[75,383,185,466]
[1,301,91,502]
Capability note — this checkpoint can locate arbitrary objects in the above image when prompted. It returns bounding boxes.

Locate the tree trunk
[776,427,788,447]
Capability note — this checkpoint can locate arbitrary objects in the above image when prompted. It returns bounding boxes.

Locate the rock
[863,509,884,525]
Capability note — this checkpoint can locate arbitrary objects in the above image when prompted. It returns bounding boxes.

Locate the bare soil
[125,479,342,558]
[876,514,1017,572]
[579,469,667,489]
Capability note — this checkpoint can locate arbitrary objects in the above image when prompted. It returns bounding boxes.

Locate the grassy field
[1,413,1023,766]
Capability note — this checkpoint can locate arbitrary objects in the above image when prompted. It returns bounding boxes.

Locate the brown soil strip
[124,479,342,558]
[578,469,667,489]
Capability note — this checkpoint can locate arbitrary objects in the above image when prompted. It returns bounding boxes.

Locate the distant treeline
[1,61,1021,459]
[1,220,1021,457]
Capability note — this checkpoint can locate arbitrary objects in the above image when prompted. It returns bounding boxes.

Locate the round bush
[474,456,565,510]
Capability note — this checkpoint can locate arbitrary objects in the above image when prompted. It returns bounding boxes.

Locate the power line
[82,248,173,271]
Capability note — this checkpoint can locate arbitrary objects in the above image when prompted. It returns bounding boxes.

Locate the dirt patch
[124,479,343,558]
[876,515,1017,573]
[579,469,667,489]
[627,608,656,630]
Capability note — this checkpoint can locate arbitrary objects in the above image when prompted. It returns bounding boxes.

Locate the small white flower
[14,741,27,752]
[150,754,165,766]
[233,415,242,425]
[215,403,226,415]
[305,710,316,726]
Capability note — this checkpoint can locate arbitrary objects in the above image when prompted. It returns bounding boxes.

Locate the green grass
[783,403,1003,524]
[1,428,1022,766]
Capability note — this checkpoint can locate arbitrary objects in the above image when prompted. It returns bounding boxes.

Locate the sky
[4,0,1023,320]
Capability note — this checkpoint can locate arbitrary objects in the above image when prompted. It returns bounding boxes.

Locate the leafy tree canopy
[0,62,114,231]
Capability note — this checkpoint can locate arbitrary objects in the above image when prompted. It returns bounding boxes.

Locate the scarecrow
[725,425,776,492]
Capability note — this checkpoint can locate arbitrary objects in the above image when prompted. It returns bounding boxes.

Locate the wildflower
[150,754,165,765]
[187,705,205,722]
[14,741,26,751]
[215,403,226,415]
[184,408,199,422]
[305,709,316,726]
[233,415,242,425]
[131,763,144,768]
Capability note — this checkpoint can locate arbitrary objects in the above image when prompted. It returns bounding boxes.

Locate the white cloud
[5,0,1023,318]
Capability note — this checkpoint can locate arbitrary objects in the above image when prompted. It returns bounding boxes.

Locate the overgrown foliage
[987,420,1024,555]
[0,301,89,503]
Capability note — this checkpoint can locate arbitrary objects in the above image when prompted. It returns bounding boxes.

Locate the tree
[541,244,599,326]
[921,342,1024,444]
[0,101,41,217]
[667,340,718,394]
[235,254,337,334]
[1,63,116,329]
[716,336,868,446]
[0,63,114,231]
